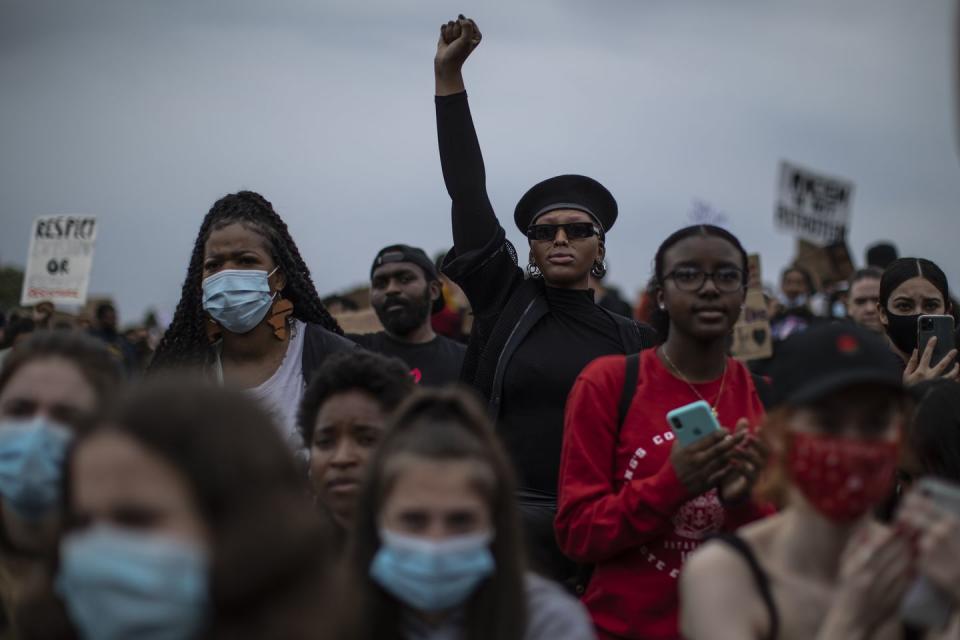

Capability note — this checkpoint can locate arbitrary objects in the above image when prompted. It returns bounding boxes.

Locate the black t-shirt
[348,332,466,387]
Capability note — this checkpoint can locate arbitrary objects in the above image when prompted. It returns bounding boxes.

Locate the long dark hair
[343,388,527,640]
[651,224,748,340]
[64,380,335,640]
[150,191,341,370]
[879,257,950,311]
[908,379,960,482]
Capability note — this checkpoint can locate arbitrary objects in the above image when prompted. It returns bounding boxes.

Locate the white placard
[775,161,853,246]
[20,216,98,306]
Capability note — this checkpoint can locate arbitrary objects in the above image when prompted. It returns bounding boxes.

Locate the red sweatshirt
[556,350,770,640]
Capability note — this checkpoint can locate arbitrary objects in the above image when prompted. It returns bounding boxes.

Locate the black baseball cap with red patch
[769,323,904,406]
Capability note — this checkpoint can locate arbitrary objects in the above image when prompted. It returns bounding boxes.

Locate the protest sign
[333,308,383,334]
[795,239,856,290]
[20,216,98,306]
[775,161,854,246]
[731,253,773,361]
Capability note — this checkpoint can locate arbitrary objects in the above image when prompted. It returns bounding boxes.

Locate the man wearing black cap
[348,244,465,387]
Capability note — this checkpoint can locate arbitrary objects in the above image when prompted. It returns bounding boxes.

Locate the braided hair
[151,191,342,371]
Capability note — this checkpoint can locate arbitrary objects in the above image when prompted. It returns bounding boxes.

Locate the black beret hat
[370,244,444,314]
[514,174,618,236]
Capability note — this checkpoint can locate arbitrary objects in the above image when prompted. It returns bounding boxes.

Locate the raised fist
[435,15,482,78]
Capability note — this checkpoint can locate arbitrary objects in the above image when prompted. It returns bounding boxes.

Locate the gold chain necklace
[659,346,727,418]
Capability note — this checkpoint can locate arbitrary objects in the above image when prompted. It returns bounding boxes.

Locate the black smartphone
[917,315,956,368]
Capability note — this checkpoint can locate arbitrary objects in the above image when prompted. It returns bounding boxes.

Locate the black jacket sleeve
[435,91,500,255]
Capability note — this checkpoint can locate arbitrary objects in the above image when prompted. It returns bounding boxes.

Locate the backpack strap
[711,533,780,640]
[617,353,642,433]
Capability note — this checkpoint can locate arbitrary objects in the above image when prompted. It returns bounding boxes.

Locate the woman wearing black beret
[434,15,655,585]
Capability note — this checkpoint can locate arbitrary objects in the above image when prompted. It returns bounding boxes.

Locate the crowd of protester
[0,13,958,640]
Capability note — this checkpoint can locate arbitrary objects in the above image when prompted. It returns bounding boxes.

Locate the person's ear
[879,303,889,327]
[597,240,606,263]
[272,269,287,292]
[429,279,443,303]
[656,287,666,310]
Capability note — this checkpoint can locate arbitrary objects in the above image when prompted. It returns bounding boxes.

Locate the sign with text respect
[20,216,98,306]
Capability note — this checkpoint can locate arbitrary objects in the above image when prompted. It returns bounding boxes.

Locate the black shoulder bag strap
[617,352,642,433]
[711,533,780,640]
[571,351,642,596]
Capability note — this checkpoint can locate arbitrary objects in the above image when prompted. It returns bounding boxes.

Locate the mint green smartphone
[666,400,721,448]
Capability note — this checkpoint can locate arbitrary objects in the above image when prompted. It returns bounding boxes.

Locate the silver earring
[590,260,607,279]
[526,262,542,278]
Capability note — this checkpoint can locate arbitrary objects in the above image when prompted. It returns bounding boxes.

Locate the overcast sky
[1,0,958,323]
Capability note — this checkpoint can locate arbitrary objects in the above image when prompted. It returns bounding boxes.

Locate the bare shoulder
[683,538,753,583]
[680,517,786,640]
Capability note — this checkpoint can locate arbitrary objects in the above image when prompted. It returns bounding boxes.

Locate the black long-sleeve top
[436,91,637,496]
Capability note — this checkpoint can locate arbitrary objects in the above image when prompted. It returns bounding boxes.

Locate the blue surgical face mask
[369,529,495,613]
[57,525,210,640]
[201,268,278,335]
[0,416,73,520]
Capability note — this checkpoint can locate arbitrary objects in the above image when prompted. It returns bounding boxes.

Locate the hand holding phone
[897,478,960,629]
[666,401,737,495]
[904,316,959,384]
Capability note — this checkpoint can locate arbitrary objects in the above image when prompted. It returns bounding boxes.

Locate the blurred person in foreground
[298,351,414,546]
[349,245,466,387]
[680,324,960,639]
[338,387,595,640]
[50,381,335,640]
[150,191,353,449]
[0,332,121,637]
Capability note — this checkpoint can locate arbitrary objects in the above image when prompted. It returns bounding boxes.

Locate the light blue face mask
[57,525,210,640]
[369,529,495,613]
[0,416,73,520]
[201,268,278,335]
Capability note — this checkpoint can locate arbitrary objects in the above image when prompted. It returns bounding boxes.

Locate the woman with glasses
[433,16,655,584]
[557,225,770,639]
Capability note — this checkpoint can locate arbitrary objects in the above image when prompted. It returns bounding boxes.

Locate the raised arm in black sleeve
[435,91,499,254]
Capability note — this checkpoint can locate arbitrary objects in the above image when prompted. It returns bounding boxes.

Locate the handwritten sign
[20,216,97,306]
[731,253,773,361]
[775,161,853,246]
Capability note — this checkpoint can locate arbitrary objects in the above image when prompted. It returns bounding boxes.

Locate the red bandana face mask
[787,432,899,523]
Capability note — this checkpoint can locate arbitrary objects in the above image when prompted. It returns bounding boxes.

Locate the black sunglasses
[525,222,601,242]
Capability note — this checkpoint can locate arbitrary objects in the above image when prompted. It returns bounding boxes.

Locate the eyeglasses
[525,222,600,242]
[663,267,745,293]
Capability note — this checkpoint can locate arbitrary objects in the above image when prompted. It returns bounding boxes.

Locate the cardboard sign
[332,308,383,335]
[20,216,97,306]
[795,239,856,289]
[731,254,773,361]
[731,289,774,361]
[746,254,762,291]
[775,161,854,246]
